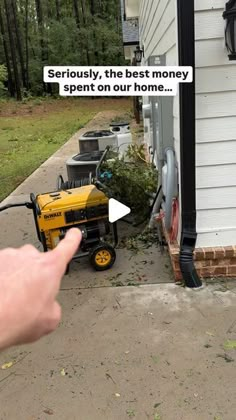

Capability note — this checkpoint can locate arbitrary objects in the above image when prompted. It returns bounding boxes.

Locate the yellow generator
[0,184,117,271]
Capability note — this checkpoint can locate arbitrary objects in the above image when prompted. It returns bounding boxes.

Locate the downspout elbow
[179,231,202,288]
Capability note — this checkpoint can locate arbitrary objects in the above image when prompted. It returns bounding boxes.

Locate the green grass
[0,98,131,200]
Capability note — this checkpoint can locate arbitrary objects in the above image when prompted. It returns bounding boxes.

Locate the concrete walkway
[1,112,236,420]
[1,284,236,420]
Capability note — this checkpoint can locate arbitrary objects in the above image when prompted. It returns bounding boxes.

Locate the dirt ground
[1,111,236,420]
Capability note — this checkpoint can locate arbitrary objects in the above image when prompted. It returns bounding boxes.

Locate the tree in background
[0,0,124,99]
[3,0,22,100]
[0,3,14,96]
[0,63,7,94]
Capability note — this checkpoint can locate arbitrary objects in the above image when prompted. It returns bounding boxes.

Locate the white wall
[195,0,236,247]
[140,0,236,248]
[139,0,177,64]
[125,0,141,18]
[124,45,136,61]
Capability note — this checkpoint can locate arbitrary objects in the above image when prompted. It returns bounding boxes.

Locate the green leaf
[151,355,159,364]
[224,340,236,350]
[126,409,135,418]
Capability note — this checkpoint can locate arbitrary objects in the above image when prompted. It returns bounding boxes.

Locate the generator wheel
[90,243,116,271]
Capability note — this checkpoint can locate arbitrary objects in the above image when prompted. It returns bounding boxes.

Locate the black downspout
[123,0,127,21]
[177,0,202,288]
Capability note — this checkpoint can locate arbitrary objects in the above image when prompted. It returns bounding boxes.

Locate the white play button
[109,198,131,223]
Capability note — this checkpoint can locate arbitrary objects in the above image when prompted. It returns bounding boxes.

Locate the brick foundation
[162,222,236,281]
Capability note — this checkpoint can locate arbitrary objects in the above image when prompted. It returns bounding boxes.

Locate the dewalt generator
[0,149,118,271]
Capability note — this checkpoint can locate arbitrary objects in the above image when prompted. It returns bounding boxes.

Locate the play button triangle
[109,199,131,223]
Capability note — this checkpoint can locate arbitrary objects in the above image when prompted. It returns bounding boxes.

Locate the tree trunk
[73,0,80,28]
[102,40,105,65]
[80,0,86,25]
[0,2,15,96]
[11,0,27,89]
[35,0,50,93]
[4,0,22,100]
[90,0,95,16]
[46,0,53,95]
[29,36,37,60]
[47,0,53,21]
[80,0,90,65]
[55,0,60,21]
[35,0,46,62]
[117,0,123,64]
[89,0,97,65]
[73,0,90,65]
[25,0,29,89]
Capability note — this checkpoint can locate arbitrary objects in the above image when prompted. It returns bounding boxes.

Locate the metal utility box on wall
[154,95,174,162]
[142,96,152,148]
[147,55,174,167]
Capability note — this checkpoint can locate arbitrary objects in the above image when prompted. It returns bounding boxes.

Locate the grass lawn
[0,97,132,201]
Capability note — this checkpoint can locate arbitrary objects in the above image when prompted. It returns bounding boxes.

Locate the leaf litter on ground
[206,331,215,337]
[43,409,54,416]
[1,362,13,370]
[151,355,159,364]
[126,409,135,418]
[119,227,159,255]
[217,353,234,363]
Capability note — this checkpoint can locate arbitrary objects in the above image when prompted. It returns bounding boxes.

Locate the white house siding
[125,0,141,18]
[195,0,236,247]
[139,0,179,178]
[140,0,236,248]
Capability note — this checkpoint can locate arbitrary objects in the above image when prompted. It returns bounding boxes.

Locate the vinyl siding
[140,0,236,247]
[140,0,176,60]
[195,1,236,247]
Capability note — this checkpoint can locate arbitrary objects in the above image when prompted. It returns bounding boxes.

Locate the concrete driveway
[1,112,236,420]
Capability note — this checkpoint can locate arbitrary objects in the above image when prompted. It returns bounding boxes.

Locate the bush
[102,145,158,222]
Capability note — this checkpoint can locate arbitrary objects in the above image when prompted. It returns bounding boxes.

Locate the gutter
[177,0,202,288]
[123,42,139,46]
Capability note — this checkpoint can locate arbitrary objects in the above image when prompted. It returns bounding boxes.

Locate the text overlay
[44,66,193,97]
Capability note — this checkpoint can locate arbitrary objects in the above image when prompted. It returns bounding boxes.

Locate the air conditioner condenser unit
[79,130,117,153]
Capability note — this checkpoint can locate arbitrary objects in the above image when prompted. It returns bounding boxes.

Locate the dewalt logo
[44,212,62,220]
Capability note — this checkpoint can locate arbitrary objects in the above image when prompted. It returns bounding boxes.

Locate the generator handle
[94,180,114,199]
[57,175,64,191]
[96,146,110,179]
[30,193,41,215]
